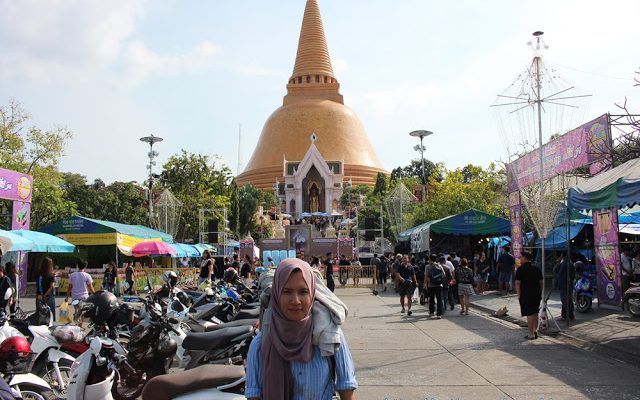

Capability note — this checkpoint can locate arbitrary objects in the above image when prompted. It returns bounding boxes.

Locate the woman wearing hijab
[246,258,357,400]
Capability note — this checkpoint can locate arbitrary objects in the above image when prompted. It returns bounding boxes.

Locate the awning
[39,216,173,245]
[9,230,76,253]
[568,158,640,211]
[398,209,511,241]
[525,223,586,249]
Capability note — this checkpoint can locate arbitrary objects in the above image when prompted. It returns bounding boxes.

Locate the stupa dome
[236,0,387,191]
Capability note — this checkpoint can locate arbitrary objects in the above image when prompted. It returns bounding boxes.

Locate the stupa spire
[285,0,342,104]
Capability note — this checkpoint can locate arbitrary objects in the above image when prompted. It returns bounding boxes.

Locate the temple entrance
[302,166,326,213]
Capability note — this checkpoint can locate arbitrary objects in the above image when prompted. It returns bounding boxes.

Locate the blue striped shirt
[246,331,358,399]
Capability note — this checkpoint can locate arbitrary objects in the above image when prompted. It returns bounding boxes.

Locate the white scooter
[67,335,128,400]
[3,296,76,398]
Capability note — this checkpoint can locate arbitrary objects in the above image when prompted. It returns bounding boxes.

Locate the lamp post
[140,134,163,226]
[409,130,434,204]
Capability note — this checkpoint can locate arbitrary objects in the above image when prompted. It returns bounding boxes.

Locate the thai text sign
[592,209,622,306]
[508,192,523,260]
[507,115,610,191]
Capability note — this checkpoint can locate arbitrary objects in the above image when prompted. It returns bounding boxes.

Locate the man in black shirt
[396,255,417,315]
[497,246,516,296]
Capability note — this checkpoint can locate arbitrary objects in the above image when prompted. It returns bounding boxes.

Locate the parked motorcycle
[0,335,56,400]
[574,270,597,313]
[141,365,246,400]
[622,282,640,317]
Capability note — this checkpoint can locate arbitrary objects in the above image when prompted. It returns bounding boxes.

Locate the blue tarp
[525,223,586,250]
[398,209,511,241]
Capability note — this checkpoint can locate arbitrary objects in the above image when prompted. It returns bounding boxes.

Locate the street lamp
[409,130,434,203]
[140,134,163,226]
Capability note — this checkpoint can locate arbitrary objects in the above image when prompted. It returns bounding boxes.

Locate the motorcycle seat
[241,302,260,309]
[234,307,259,320]
[141,364,245,400]
[182,325,254,351]
[204,318,258,332]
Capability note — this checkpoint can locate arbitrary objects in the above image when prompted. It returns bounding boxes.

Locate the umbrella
[131,241,176,257]
[301,212,312,217]
[175,243,201,257]
[0,229,35,253]
[168,243,188,258]
[9,230,75,253]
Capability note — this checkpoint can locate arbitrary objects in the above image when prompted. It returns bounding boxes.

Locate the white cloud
[115,40,223,86]
[0,0,145,81]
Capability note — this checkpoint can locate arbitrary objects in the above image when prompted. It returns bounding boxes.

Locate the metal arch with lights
[409,130,434,204]
[140,134,164,226]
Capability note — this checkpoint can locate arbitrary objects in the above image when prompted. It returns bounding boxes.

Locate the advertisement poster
[410,230,429,253]
[508,191,523,260]
[507,115,610,191]
[287,225,311,254]
[239,239,255,261]
[337,237,354,258]
[593,208,622,306]
[11,201,31,230]
[0,167,33,203]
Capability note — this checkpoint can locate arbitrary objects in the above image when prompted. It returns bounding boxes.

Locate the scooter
[67,335,129,400]
[574,270,597,313]
[141,364,246,400]
[0,335,57,400]
[622,281,640,317]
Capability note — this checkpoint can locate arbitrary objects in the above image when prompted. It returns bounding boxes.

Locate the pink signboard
[0,167,33,203]
[508,191,523,260]
[11,201,31,230]
[592,209,622,306]
[507,114,611,191]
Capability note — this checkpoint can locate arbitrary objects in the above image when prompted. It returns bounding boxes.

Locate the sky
[1,0,639,185]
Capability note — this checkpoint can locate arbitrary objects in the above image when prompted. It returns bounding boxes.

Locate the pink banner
[507,115,611,191]
[0,167,33,203]
[593,208,622,306]
[508,191,523,260]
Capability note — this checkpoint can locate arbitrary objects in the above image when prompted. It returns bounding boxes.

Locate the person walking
[324,252,335,293]
[3,262,17,315]
[245,258,358,399]
[351,257,362,287]
[0,265,11,313]
[456,259,474,315]
[198,250,214,287]
[102,261,117,294]
[553,252,575,321]
[377,255,389,292]
[476,252,489,294]
[497,246,516,296]
[65,260,95,324]
[396,255,417,315]
[441,257,455,312]
[515,251,543,340]
[370,254,380,288]
[124,262,136,295]
[424,255,445,319]
[36,257,57,321]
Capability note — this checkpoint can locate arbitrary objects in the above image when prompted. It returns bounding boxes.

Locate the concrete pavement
[338,287,640,400]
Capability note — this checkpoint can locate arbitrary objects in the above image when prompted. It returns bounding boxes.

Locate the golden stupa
[236,0,387,191]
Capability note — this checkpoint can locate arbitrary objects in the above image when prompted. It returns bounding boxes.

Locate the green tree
[412,163,507,225]
[390,159,443,183]
[234,184,277,238]
[372,172,389,196]
[160,150,233,242]
[0,101,75,229]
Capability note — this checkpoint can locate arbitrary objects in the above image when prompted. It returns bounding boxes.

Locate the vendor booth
[567,157,640,307]
[398,209,511,255]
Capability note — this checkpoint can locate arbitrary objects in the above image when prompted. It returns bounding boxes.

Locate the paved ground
[15,290,640,399]
[338,287,640,400]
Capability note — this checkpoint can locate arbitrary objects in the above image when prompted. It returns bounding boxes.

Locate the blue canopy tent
[525,223,587,250]
[398,209,511,241]
[10,230,76,253]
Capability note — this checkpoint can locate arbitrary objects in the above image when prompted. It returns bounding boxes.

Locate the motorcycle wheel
[576,295,592,313]
[33,358,73,399]
[625,296,640,318]
[14,383,56,400]
[111,369,147,400]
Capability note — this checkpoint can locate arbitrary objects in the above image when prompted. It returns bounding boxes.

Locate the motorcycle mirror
[4,287,12,301]
[71,299,80,306]
[168,317,179,324]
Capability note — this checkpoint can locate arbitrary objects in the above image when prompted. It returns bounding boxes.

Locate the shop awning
[398,209,511,241]
[568,158,640,211]
[39,216,173,245]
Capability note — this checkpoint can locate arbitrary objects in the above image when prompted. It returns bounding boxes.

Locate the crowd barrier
[55,267,200,294]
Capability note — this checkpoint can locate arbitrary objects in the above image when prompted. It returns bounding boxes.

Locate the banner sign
[593,208,622,306]
[507,115,611,191]
[11,201,31,230]
[410,230,429,253]
[508,191,524,260]
[0,168,33,203]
